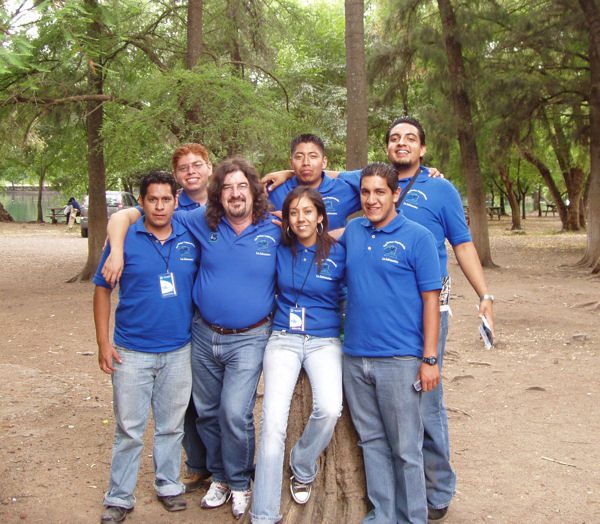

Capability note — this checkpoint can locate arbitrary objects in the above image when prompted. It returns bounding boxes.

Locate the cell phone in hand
[413,379,422,392]
[479,314,493,349]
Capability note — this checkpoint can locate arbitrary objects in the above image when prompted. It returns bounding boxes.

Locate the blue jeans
[103,344,191,509]
[343,354,426,524]
[183,395,209,475]
[251,331,343,523]
[191,315,271,490]
[421,310,456,509]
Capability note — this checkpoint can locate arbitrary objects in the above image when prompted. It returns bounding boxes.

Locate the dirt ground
[0,216,598,524]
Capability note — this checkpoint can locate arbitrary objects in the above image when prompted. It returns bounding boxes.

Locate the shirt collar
[178,191,203,209]
[359,210,407,233]
[398,165,428,185]
[134,215,186,240]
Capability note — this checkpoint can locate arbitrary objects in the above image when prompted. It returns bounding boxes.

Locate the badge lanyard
[289,250,316,331]
[396,169,421,208]
[147,234,177,298]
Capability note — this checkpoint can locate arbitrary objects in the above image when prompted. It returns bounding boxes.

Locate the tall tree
[345,0,368,169]
[578,0,600,274]
[436,0,494,266]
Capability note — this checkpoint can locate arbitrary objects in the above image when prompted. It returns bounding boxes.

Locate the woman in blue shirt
[250,187,345,524]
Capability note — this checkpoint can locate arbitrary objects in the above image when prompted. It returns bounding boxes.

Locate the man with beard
[102,158,280,520]
[338,117,495,521]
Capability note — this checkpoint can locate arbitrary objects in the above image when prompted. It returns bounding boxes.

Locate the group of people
[92,116,495,524]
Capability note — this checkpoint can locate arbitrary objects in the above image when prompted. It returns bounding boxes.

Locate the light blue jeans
[343,354,426,524]
[103,344,191,509]
[422,310,456,509]
[191,315,271,490]
[251,331,343,523]
[183,394,209,475]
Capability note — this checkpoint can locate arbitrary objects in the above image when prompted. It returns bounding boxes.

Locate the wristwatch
[479,294,495,302]
[422,356,438,365]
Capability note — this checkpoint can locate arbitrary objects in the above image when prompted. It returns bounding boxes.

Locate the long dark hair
[281,186,336,272]
[205,157,272,231]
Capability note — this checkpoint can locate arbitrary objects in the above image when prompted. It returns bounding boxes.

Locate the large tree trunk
[0,201,14,222]
[75,0,107,282]
[36,165,47,223]
[345,0,368,170]
[187,0,203,69]
[578,0,600,272]
[436,0,494,266]
[243,371,368,523]
[498,166,521,230]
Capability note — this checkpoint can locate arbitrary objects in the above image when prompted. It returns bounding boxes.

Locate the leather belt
[206,315,270,335]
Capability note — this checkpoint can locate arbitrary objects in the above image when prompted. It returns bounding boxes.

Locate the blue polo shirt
[268,172,361,229]
[177,191,204,211]
[174,207,281,329]
[339,167,471,277]
[273,242,345,337]
[340,212,441,358]
[93,218,200,353]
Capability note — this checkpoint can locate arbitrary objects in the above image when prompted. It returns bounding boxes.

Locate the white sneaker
[201,481,231,508]
[290,475,311,504]
[231,489,251,519]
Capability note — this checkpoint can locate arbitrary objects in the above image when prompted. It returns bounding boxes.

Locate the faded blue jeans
[343,353,426,524]
[103,344,191,509]
[421,310,456,509]
[251,331,343,523]
[191,315,271,490]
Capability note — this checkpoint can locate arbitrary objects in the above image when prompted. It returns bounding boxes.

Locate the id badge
[289,307,305,331]
[159,272,177,298]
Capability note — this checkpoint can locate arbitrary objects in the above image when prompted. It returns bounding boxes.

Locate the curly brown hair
[205,157,273,231]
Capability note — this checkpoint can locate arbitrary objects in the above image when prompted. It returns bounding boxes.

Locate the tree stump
[244,370,368,523]
[0,201,14,222]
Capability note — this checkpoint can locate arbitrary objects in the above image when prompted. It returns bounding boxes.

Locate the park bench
[47,207,67,224]
[541,201,557,216]
[487,206,502,220]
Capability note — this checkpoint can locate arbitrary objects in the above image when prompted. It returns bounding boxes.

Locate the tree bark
[75,0,107,282]
[0,201,14,222]
[187,0,203,69]
[578,0,600,271]
[498,166,521,230]
[243,371,368,523]
[345,0,368,170]
[436,0,494,266]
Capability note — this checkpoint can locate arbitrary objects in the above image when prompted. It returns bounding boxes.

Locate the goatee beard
[391,161,413,173]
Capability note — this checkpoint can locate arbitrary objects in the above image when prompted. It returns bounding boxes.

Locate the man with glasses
[170,144,214,493]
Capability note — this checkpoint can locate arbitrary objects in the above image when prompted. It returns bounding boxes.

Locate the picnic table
[47,207,66,224]
[487,206,502,220]
[542,202,557,216]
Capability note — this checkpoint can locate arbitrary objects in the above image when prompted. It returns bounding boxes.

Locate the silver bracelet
[479,294,494,302]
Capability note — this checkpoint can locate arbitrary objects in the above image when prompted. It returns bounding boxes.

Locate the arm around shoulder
[102,208,140,286]
[93,286,122,374]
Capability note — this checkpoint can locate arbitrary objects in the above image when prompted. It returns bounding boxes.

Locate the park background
[1,0,599,522]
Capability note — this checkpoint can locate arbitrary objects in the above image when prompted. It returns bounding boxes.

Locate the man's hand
[269,209,282,227]
[478,299,495,338]
[98,341,122,375]
[418,362,440,392]
[101,251,124,288]
[428,167,444,179]
[262,170,294,192]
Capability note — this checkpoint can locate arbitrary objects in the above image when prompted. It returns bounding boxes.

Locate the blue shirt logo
[405,191,420,204]
[383,244,398,260]
[176,241,195,261]
[319,261,332,277]
[254,234,276,257]
[209,232,218,242]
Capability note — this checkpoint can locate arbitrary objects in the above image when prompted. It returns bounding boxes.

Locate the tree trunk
[75,0,108,282]
[243,371,368,523]
[36,165,47,223]
[498,166,521,230]
[436,0,494,266]
[345,0,368,170]
[518,146,568,228]
[187,0,203,69]
[578,0,600,271]
[0,201,14,222]
[563,167,585,231]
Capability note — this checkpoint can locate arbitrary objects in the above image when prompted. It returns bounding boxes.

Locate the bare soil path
[0,217,598,523]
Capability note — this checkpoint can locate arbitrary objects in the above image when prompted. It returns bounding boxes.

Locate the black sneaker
[428,506,448,521]
[100,505,132,523]
[158,493,187,512]
[289,475,311,505]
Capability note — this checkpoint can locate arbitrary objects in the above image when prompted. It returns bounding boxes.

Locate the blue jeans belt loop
[205,315,271,335]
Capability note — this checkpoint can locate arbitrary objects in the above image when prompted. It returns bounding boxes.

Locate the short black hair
[290,134,326,156]
[385,116,426,146]
[360,162,399,193]
[139,171,177,199]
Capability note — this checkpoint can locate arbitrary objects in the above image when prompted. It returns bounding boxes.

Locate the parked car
[80,190,138,238]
